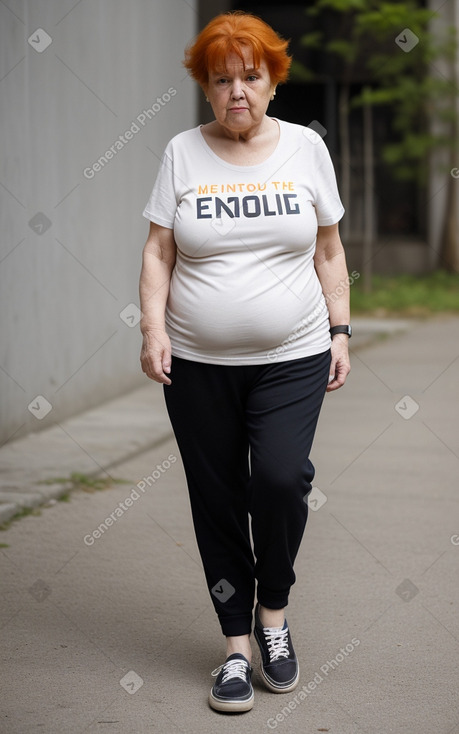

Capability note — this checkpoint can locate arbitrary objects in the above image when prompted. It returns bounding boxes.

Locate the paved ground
[1,315,458,734]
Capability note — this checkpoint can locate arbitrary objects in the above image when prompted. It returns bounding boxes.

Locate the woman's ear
[270,86,277,101]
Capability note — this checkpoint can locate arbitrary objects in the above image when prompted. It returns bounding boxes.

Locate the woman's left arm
[314,223,351,393]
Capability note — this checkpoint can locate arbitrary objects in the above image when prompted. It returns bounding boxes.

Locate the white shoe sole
[208,689,254,712]
[259,662,300,693]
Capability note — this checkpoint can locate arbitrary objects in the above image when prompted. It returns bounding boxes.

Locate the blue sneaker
[254,603,299,693]
[209,653,254,712]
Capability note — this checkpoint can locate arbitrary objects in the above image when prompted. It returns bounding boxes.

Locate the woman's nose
[231,80,244,99]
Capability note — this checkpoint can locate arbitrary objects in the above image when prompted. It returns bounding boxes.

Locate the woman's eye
[247,75,258,82]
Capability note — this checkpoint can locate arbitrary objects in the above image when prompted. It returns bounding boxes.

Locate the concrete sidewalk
[1,315,458,733]
[0,317,409,526]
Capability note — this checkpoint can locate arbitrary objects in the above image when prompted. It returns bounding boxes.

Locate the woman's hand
[139,222,176,385]
[327,334,350,392]
[140,328,172,385]
[314,223,351,393]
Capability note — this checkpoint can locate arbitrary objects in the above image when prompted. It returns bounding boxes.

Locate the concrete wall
[0,0,198,444]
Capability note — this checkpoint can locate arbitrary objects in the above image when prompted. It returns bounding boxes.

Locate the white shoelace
[263,625,290,662]
[211,658,249,682]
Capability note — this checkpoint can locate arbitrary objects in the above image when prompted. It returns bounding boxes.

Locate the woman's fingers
[326,339,350,392]
[140,331,172,385]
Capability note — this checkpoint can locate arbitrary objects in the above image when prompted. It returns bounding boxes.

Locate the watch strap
[330,325,352,338]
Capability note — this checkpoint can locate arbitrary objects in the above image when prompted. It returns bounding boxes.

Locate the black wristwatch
[330,324,352,338]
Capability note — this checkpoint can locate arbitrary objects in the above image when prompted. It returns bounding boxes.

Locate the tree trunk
[439,55,459,272]
[439,168,459,272]
[339,83,351,243]
[362,90,374,293]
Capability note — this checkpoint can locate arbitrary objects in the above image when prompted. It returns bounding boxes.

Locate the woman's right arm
[139,221,177,385]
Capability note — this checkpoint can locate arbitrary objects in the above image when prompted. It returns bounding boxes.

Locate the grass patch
[0,474,131,530]
[39,472,131,493]
[0,506,42,531]
[351,270,459,316]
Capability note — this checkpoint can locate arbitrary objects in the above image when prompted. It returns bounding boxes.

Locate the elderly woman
[140,11,351,713]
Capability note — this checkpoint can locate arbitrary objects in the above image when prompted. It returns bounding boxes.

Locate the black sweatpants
[163,349,331,637]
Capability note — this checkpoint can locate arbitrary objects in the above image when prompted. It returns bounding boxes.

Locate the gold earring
[206,97,209,102]
[270,90,276,101]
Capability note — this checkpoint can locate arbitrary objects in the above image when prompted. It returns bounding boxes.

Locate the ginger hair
[183,11,291,88]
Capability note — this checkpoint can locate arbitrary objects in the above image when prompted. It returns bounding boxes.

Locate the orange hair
[183,11,291,88]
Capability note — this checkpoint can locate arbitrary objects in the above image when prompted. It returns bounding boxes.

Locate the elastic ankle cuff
[257,588,290,609]
[219,613,253,637]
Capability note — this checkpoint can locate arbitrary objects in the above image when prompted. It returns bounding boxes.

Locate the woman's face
[205,46,275,135]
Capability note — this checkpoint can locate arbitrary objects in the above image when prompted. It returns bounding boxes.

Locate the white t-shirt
[142,118,344,365]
